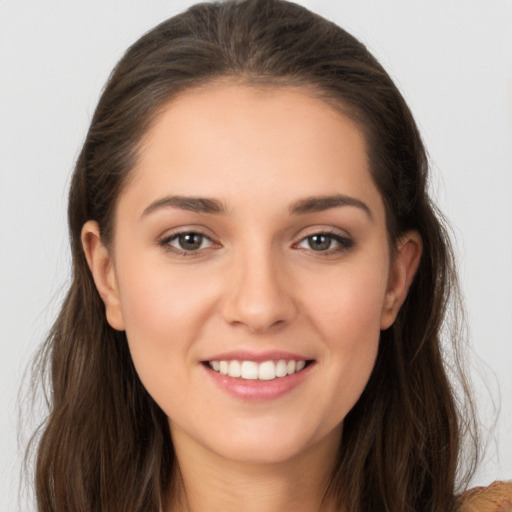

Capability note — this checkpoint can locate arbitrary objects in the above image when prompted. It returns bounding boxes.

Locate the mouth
[203,358,314,381]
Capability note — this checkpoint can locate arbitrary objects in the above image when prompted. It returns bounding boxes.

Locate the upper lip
[201,350,313,363]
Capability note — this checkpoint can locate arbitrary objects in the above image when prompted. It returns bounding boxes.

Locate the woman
[28,0,511,510]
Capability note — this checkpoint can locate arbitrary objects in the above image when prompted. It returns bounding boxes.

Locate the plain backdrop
[1,0,511,510]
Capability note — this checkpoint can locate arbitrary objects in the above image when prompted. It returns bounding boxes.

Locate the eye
[296,232,353,253]
[159,231,215,254]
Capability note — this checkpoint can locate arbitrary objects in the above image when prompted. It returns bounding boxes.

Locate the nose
[221,247,298,333]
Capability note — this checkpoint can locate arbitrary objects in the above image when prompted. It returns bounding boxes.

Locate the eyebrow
[140,193,372,219]
[289,194,373,220]
[141,195,226,218]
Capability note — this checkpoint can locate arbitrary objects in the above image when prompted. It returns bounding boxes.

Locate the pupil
[179,233,202,250]
[309,234,331,251]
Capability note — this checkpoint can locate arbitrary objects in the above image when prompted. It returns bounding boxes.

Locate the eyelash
[158,231,217,257]
[158,230,354,257]
[294,231,354,254]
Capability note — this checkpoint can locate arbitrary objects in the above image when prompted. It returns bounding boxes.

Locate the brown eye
[296,232,354,254]
[177,233,204,251]
[307,234,333,251]
[160,231,215,254]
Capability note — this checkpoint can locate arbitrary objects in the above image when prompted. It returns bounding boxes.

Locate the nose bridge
[222,238,296,332]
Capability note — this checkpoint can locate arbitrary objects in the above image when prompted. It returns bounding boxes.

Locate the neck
[167,425,342,512]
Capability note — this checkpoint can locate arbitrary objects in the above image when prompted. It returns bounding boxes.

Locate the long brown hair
[28,1,479,510]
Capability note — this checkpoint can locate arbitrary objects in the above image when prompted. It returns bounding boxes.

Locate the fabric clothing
[458,481,512,512]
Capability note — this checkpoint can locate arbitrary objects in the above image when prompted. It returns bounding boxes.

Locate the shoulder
[457,481,512,512]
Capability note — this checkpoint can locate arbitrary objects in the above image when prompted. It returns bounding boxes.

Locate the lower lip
[203,363,314,401]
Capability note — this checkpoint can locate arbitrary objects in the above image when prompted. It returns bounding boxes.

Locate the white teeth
[258,361,276,380]
[241,361,259,379]
[228,360,241,378]
[208,359,308,380]
[219,360,228,375]
[275,359,288,378]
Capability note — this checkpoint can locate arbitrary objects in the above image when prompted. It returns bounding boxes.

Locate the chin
[215,437,308,465]
[185,415,343,466]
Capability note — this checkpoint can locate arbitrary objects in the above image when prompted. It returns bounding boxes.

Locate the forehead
[120,83,384,221]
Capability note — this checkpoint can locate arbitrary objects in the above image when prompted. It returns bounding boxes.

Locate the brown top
[458,481,512,512]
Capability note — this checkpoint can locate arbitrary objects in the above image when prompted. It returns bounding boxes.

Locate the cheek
[114,264,219,425]
[305,260,388,342]
[116,251,214,332]
[300,262,387,410]
[113,255,217,385]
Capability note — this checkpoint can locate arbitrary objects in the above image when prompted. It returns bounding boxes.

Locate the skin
[82,83,422,512]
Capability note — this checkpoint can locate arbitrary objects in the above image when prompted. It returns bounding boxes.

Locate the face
[84,83,419,466]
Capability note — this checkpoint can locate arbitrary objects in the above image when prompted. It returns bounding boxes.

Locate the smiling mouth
[204,359,314,381]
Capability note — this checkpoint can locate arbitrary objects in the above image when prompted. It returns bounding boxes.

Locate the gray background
[1,0,511,509]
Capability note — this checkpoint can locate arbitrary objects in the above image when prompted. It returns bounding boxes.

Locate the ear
[380,231,422,330]
[81,220,125,331]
